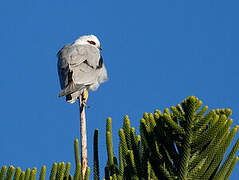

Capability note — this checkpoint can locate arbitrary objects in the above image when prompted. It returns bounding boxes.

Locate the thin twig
[79,93,88,178]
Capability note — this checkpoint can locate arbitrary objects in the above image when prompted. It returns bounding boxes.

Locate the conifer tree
[0,96,238,180]
[95,96,239,180]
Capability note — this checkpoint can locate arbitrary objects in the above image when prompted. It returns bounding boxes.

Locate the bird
[57,35,108,104]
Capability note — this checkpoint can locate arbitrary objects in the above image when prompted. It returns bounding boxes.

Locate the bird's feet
[82,90,89,108]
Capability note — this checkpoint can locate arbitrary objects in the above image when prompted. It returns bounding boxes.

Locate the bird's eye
[88,40,96,45]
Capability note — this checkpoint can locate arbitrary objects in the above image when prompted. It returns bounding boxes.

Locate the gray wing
[57,44,71,90]
[57,44,102,97]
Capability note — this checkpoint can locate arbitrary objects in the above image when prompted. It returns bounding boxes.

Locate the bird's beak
[98,46,102,50]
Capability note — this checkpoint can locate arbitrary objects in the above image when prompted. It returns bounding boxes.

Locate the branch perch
[79,92,88,178]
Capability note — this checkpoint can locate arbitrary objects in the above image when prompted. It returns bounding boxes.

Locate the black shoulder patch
[97,56,103,69]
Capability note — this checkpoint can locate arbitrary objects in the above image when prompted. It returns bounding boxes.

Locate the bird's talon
[81,90,89,108]
[83,102,90,108]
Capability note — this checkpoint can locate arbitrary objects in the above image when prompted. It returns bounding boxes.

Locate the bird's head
[74,35,102,50]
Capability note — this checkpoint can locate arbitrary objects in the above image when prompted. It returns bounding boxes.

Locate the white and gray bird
[57,35,108,104]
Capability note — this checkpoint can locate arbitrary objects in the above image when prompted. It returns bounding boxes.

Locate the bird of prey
[57,35,108,104]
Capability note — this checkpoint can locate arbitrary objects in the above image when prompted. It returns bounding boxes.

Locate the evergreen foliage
[0,96,238,179]
[94,96,239,180]
[0,139,90,180]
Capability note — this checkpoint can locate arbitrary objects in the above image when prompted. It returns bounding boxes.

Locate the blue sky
[0,0,238,179]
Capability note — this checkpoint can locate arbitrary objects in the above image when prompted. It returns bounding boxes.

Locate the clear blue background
[0,0,238,179]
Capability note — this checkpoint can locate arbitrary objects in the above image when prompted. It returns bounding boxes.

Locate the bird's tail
[65,94,77,104]
[58,83,84,97]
